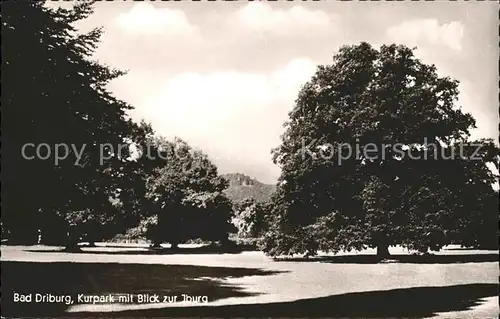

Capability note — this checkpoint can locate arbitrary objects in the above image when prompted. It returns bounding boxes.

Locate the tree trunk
[376,243,390,259]
[87,241,96,247]
[171,241,179,250]
[150,241,162,248]
[64,236,80,252]
[219,236,231,247]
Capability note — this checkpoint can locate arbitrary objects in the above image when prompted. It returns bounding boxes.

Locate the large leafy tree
[263,43,499,258]
[2,1,143,245]
[233,198,271,238]
[139,137,235,248]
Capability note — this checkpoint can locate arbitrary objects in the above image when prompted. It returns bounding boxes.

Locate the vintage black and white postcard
[1,0,498,318]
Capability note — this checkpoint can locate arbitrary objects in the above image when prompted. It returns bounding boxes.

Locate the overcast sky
[67,1,497,184]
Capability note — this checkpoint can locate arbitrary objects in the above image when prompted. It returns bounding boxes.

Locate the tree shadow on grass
[67,283,499,318]
[275,253,499,264]
[1,261,286,317]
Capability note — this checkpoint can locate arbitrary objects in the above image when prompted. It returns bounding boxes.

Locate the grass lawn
[1,244,498,318]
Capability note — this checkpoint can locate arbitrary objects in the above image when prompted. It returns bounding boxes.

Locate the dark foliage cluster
[1,1,234,248]
[262,43,499,258]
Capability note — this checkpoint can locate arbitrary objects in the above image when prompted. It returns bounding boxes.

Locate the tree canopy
[262,43,499,258]
[2,1,146,245]
[138,136,235,247]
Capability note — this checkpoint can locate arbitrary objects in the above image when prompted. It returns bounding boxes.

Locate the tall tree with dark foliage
[262,43,499,258]
[2,1,145,246]
[141,136,235,248]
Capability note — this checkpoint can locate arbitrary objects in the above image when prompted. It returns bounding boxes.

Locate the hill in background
[222,173,276,203]
[111,173,276,242]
